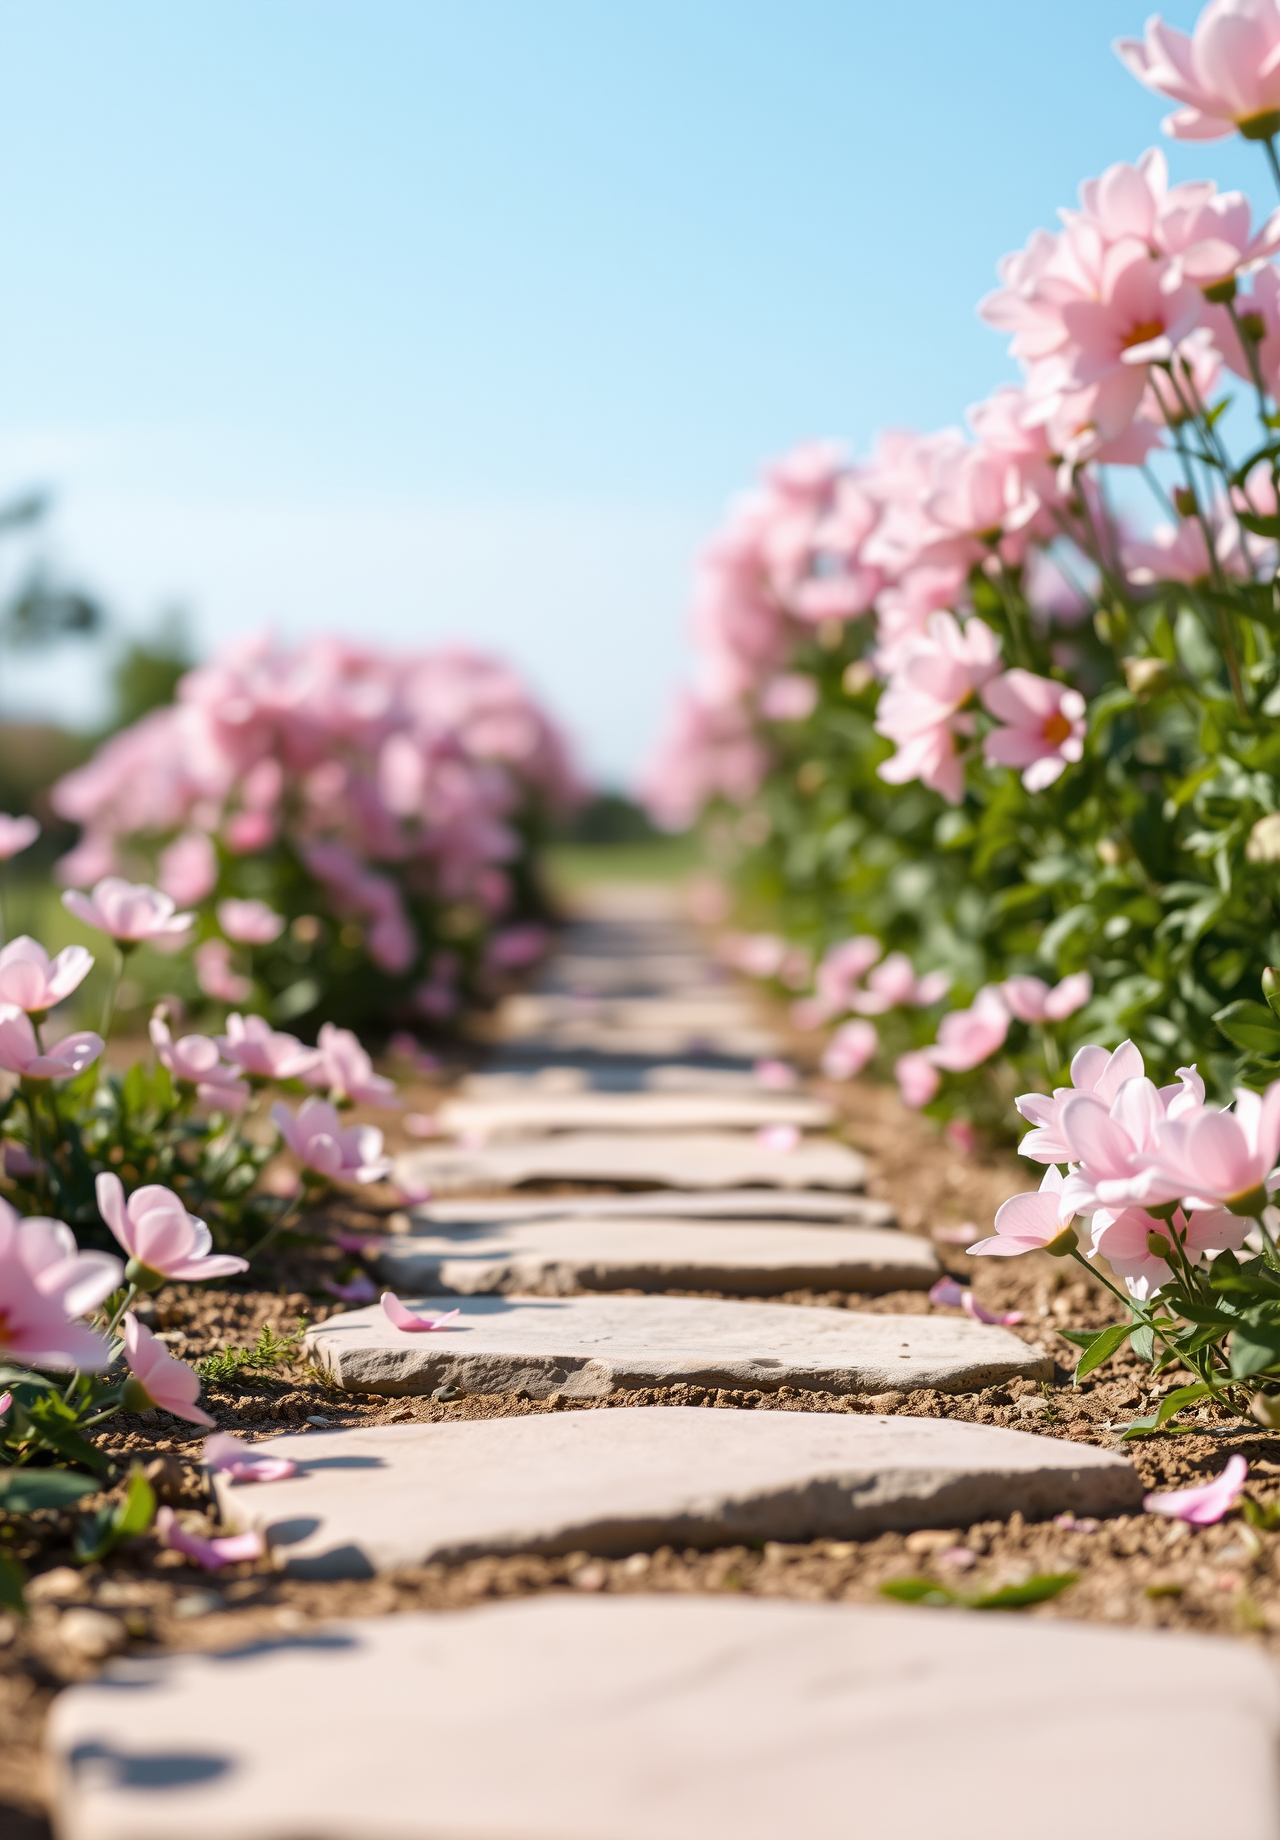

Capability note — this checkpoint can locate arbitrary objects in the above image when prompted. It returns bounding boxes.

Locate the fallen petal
[203,1432,298,1484]
[962,1291,1024,1326]
[928,1277,966,1307]
[381,1292,461,1333]
[1144,1454,1248,1525]
[156,1505,266,1569]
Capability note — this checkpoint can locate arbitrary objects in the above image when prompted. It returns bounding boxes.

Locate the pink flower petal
[380,1292,461,1333]
[156,1505,266,1569]
[1144,1454,1248,1525]
[203,1433,298,1483]
[962,1291,1024,1326]
[324,1273,378,1304]
[331,1231,383,1255]
[929,1277,966,1307]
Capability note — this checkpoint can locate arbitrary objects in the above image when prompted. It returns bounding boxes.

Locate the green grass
[545,837,700,890]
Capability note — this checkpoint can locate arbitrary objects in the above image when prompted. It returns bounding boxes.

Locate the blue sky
[0,0,1266,780]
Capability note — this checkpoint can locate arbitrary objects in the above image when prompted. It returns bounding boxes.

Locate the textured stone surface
[395,1130,867,1194]
[50,1595,1280,1840]
[437,1088,832,1139]
[416,1189,895,1226]
[306,1293,1049,1397]
[492,992,779,1059]
[376,1217,934,1295]
[213,1408,1142,1577]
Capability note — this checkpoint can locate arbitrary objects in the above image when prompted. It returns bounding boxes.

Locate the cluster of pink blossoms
[973,1038,1280,1299]
[51,636,579,1016]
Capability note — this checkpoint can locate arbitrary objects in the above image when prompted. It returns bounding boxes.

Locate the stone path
[375,1214,937,1295]
[306,1292,1047,1396]
[415,1188,897,1225]
[435,1087,834,1137]
[396,1129,869,1192]
[213,1409,1141,1577]
[50,1596,1280,1840]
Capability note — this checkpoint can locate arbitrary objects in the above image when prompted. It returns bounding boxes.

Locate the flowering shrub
[644,1,1280,1135]
[50,636,580,1035]
[0,850,403,1595]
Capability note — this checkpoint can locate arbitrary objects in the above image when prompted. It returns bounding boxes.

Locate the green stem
[103,1281,139,1339]
[1263,136,1280,204]
[243,1183,315,1264]
[20,1087,50,1215]
[100,945,128,1040]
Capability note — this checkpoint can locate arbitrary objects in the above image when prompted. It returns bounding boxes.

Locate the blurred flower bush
[51,636,580,1035]
[646,0,1280,1135]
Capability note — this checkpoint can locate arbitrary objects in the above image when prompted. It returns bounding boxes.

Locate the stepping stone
[305,1293,1048,1397]
[212,1407,1142,1577]
[493,993,779,1059]
[416,1189,896,1227]
[539,950,724,996]
[436,1089,833,1139]
[376,1217,934,1296]
[395,1131,867,1194]
[49,1595,1280,1840]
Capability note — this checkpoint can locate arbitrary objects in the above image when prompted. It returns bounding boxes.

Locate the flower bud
[1044,1221,1079,1258]
[1173,487,1198,518]
[1122,656,1170,698]
[1252,1392,1280,1430]
[1264,967,1280,1019]
[1203,275,1238,305]
[120,1376,155,1414]
[1246,815,1280,865]
[125,1257,168,1294]
[1146,1231,1172,1260]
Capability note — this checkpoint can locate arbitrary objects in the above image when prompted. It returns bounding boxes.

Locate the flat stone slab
[493,992,779,1059]
[306,1293,1048,1397]
[396,1131,867,1194]
[376,1217,934,1295]
[213,1408,1142,1577]
[416,1189,895,1226]
[50,1596,1280,1840]
[436,1089,833,1139]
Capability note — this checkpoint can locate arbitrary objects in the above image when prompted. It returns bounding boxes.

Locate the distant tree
[110,611,194,730]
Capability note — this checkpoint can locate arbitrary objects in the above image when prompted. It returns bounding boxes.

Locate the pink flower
[486,925,548,971]
[155,1504,265,1569]
[1088,1202,1246,1297]
[1144,1455,1248,1527]
[305,1022,398,1108]
[203,1432,298,1482]
[0,814,38,861]
[193,939,253,1005]
[97,1172,248,1282]
[812,936,883,1017]
[896,1050,941,1109]
[969,1165,1079,1257]
[820,1019,878,1081]
[157,832,218,906]
[2,1142,39,1178]
[1000,972,1093,1024]
[0,937,93,1013]
[62,877,195,946]
[876,613,1002,804]
[929,986,1011,1073]
[759,674,819,722]
[122,1313,214,1426]
[324,1272,379,1303]
[754,1059,798,1090]
[0,1009,102,1081]
[981,671,1086,791]
[272,1097,392,1183]
[1057,1066,1210,1213]
[1117,6,1280,141]
[0,1201,121,1369]
[1014,1039,1150,1163]
[404,1111,443,1138]
[848,952,951,1014]
[217,898,286,945]
[380,1293,461,1332]
[1140,1081,1280,1213]
[149,1018,248,1114]
[216,1013,320,1082]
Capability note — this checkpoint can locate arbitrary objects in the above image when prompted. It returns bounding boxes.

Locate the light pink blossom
[62,877,195,946]
[926,1275,1022,1323]
[848,952,951,1014]
[1015,1039,1149,1162]
[820,1019,878,1081]
[1088,1201,1246,1297]
[203,1432,298,1483]
[0,814,39,861]
[0,937,93,1013]
[759,674,819,722]
[1117,6,1280,141]
[0,1009,102,1081]
[381,1293,461,1332]
[193,939,253,1005]
[876,613,1002,805]
[1139,1081,1280,1212]
[929,986,1011,1073]
[486,924,548,970]
[97,1171,248,1282]
[1000,972,1093,1024]
[0,1201,121,1369]
[305,1022,398,1108]
[969,1165,1080,1258]
[272,1097,392,1183]
[896,1049,941,1109]
[149,1017,248,1114]
[155,1504,265,1568]
[216,1013,320,1082]
[1144,1455,1248,1527]
[324,1272,379,1303]
[981,670,1086,791]
[217,898,286,945]
[754,1059,798,1090]
[157,832,218,906]
[122,1313,214,1426]
[1057,1066,1210,1213]
[812,936,883,1017]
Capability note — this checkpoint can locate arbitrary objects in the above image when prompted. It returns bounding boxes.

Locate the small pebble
[431,1385,461,1402]
[0,1615,17,1646]
[275,1606,307,1630]
[58,1608,127,1660]
[173,1591,224,1620]
[621,1554,650,1577]
[27,1567,87,1605]
[571,1563,607,1592]
[306,1416,332,1427]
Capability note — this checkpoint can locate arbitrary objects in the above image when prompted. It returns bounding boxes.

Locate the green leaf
[1214,1000,1280,1054]
[0,1468,98,1513]
[1056,1329,1100,1349]
[878,1577,955,1606]
[1120,1382,1217,1440]
[73,1465,155,1565]
[965,1572,1077,1610]
[0,1551,26,1616]
[0,1366,55,1392]
[1237,510,1280,539]
[1130,1325,1155,1364]
[1231,1319,1280,1379]
[1073,1320,1134,1382]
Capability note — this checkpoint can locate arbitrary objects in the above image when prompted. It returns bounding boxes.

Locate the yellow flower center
[1042,710,1073,747]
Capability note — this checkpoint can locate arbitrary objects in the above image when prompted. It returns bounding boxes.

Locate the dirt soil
[3,1060,1276,1836]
